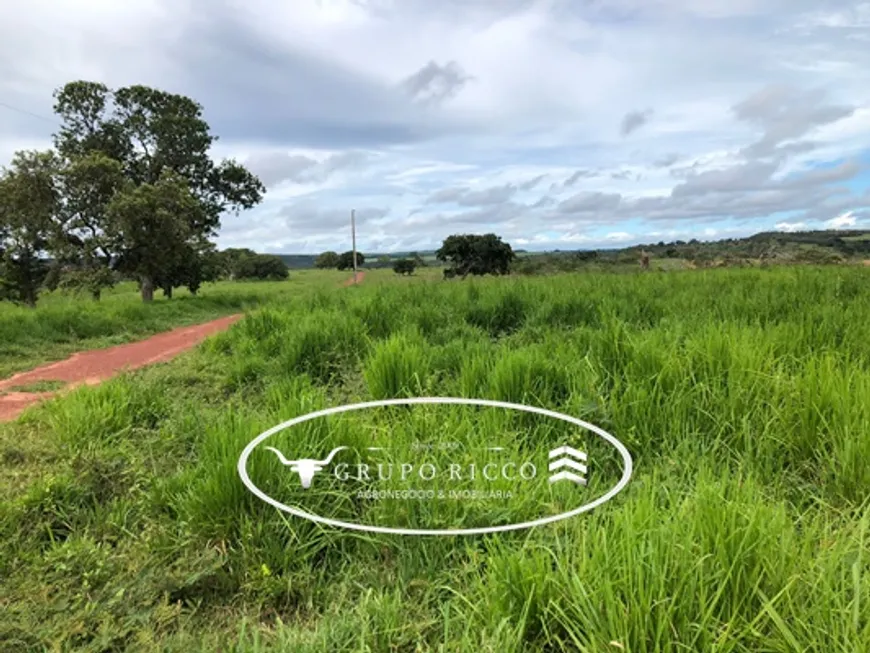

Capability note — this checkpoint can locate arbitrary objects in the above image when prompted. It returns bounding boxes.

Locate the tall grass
[1,266,869,651]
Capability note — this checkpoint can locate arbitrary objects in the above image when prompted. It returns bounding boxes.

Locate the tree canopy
[392,258,416,275]
[337,251,365,270]
[216,248,289,281]
[0,79,266,305]
[315,251,341,269]
[0,151,62,306]
[435,234,515,278]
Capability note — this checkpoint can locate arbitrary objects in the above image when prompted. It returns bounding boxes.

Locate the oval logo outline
[237,397,634,536]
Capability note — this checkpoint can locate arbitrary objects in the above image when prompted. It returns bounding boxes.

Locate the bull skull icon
[265,446,348,489]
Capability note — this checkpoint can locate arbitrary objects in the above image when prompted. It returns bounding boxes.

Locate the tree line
[314,236,516,278]
[0,80,269,306]
[314,250,365,271]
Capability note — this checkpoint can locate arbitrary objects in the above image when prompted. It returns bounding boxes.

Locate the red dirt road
[0,314,242,422]
[342,271,366,286]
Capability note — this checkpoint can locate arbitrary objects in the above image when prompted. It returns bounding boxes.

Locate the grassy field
[1,266,869,651]
[0,272,353,379]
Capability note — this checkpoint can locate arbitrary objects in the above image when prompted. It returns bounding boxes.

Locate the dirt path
[342,270,366,286]
[0,314,242,422]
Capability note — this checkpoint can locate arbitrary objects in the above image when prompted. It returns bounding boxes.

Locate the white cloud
[793,3,870,29]
[1,0,869,252]
[775,221,810,232]
[825,210,857,229]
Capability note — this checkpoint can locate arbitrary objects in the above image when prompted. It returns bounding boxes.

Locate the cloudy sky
[2,0,869,253]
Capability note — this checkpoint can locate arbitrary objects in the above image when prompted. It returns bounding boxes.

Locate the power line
[0,101,57,124]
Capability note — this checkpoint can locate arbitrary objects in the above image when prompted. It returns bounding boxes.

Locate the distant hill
[545,229,870,259]
[367,250,438,259]
[744,229,870,246]
[266,230,870,270]
[269,251,439,269]
[272,254,319,269]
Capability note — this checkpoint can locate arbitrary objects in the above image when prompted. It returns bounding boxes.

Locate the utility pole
[351,208,358,284]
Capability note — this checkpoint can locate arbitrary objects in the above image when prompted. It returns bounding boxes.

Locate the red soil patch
[342,270,366,286]
[0,314,242,422]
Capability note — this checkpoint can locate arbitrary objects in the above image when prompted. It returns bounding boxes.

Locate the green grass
[0,272,349,379]
[1,266,869,651]
[3,379,67,393]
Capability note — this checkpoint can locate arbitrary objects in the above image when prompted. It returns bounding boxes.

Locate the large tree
[435,233,515,278]
[315,251,340,269]
[53,152,126,299]
[392,258,416,275]
[217,248,258,280]
[215,248,289,281]
[154,238,221,298]
[0,151,62,307]
[106,172,204,302]
[248,254,289,281]
[51,80,265,301]
[337,251,364,270]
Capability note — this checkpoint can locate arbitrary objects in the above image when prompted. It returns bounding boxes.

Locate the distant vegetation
[436,233,515,278]
[314,251,340,269]
[281,251,436,270]
[336,251,365,271]
[311,235,517,278]
[293,229,870,276]
[392,258,416,275]
[215,248,289,282]
[511,230,870,275]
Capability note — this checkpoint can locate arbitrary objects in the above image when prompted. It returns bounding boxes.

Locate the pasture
[0,273,348,378]
[1,266,869,651]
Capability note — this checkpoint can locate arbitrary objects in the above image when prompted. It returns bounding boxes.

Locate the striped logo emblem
[548,445,588,485]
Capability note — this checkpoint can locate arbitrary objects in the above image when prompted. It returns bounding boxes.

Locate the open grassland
[0,271,351,379]
[1,266,869,651]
